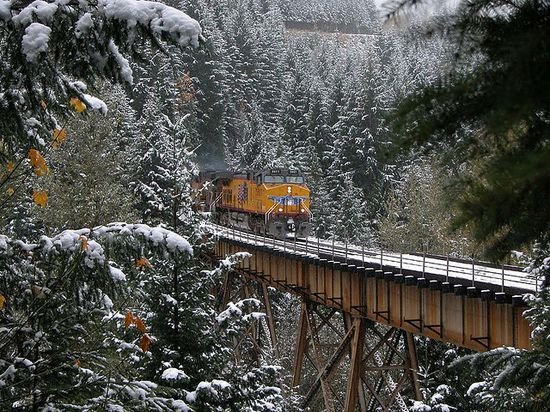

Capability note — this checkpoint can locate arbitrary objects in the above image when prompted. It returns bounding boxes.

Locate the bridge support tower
[292,301,421,411]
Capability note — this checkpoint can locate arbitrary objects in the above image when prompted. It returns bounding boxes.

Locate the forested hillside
[1,0,548,410]
[135,0,453,245]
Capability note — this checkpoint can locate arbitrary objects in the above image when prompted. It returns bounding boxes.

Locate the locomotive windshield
[264,175,285,183]
[286,176,304,184]
[257,168,306,185]
[264,175,304,184]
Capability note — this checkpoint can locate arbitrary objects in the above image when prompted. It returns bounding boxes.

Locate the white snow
[0,0,12,22]
[211,379,231,390]
[161,293,178,306]
[411,401,432,412]
[218,252,252,270]
[172,400,190,412]
[69,80,88,92]
[102,293,114,309]
[243,312,266,322]
[85,240,106,268]
[12,0,58,26]
[165,231,193,254]
[75,12,93,38]
[109,266,126,282]
[82,93,108,114]
[14,357,35,371]
[206,222,538,292]
[21,22,51,63]
[216,298,261,323]
[124,384,147,400]
[100,0,202,47]
[430,392,444,403]
[188,379,232,400]
[116,341,141,352]
[96,223,193,255]
[0,365,17,387]
[466,381,486,397]
[38,229,108,269]
[161,367,188,382]
[216,301,242,323]
[0,235,7,250]
[108,40,133,83]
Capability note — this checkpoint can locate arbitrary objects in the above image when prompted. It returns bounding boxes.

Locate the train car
[193,168,312,238]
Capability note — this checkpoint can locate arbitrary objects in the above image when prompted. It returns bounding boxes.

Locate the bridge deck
[208,224,533,351]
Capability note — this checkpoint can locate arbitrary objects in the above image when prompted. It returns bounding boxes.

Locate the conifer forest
[0,0,549,410]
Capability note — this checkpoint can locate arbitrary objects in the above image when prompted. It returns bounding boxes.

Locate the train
[193,168,312,238]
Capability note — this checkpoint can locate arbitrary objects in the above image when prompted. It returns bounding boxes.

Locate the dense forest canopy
[0,0,549,410]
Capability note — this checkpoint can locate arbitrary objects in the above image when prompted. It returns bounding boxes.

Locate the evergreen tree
[390,0,550,259]
[0,0,202,153]
[388,0,550,410]
[0,223,196,410]
[37,84,139,232]
[133,95,198,229]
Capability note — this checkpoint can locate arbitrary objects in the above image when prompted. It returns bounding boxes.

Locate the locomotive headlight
[301,208,305,213]
[287,186,291,193]
[278,207,283,212]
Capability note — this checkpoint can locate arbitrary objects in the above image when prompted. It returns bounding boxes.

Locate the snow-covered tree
[132,95,198,229]
[36,83,139,232]
[0,224,195,410]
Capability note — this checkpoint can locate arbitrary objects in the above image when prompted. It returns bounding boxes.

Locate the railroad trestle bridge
[206,224,535,411]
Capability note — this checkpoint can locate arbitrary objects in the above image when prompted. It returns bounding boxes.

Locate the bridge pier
[291,301,422,411]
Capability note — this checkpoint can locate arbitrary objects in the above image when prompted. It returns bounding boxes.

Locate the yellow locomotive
[193,168,312,238]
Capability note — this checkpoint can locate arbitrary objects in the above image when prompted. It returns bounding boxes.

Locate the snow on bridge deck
[204,223,537,296]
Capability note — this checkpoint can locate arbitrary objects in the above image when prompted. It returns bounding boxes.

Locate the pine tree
[36,83,139,232]
[0,0,202,152]
[390,0,550,259]
[133,95,198,229]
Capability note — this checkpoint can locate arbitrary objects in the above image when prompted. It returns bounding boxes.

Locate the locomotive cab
[197,168,312,239]
[253,168,312,238]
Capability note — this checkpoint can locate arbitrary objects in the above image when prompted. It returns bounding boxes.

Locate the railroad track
[204,222,538,294]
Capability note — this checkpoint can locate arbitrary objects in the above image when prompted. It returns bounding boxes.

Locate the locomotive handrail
[300,199,313,219]
[209,192,223,212]
[265,201,281,225]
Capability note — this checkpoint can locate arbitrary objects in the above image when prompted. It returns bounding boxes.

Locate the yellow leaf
[135,257,152,269]
[40,100,47,109]
[134,316,147,334]
[124,311,134,328]
[0,294,5,310]
[139,334,151,352]
[79,235,88,251]
[6,187,14,197]
[52,128,67,149]
[32,190,48,207]
[6,161,14,173]
[28,149,49,176]
[69,97,86,113]
[74,358,81,368]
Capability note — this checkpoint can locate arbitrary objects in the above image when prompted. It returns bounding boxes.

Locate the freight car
[193,168,312,238]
